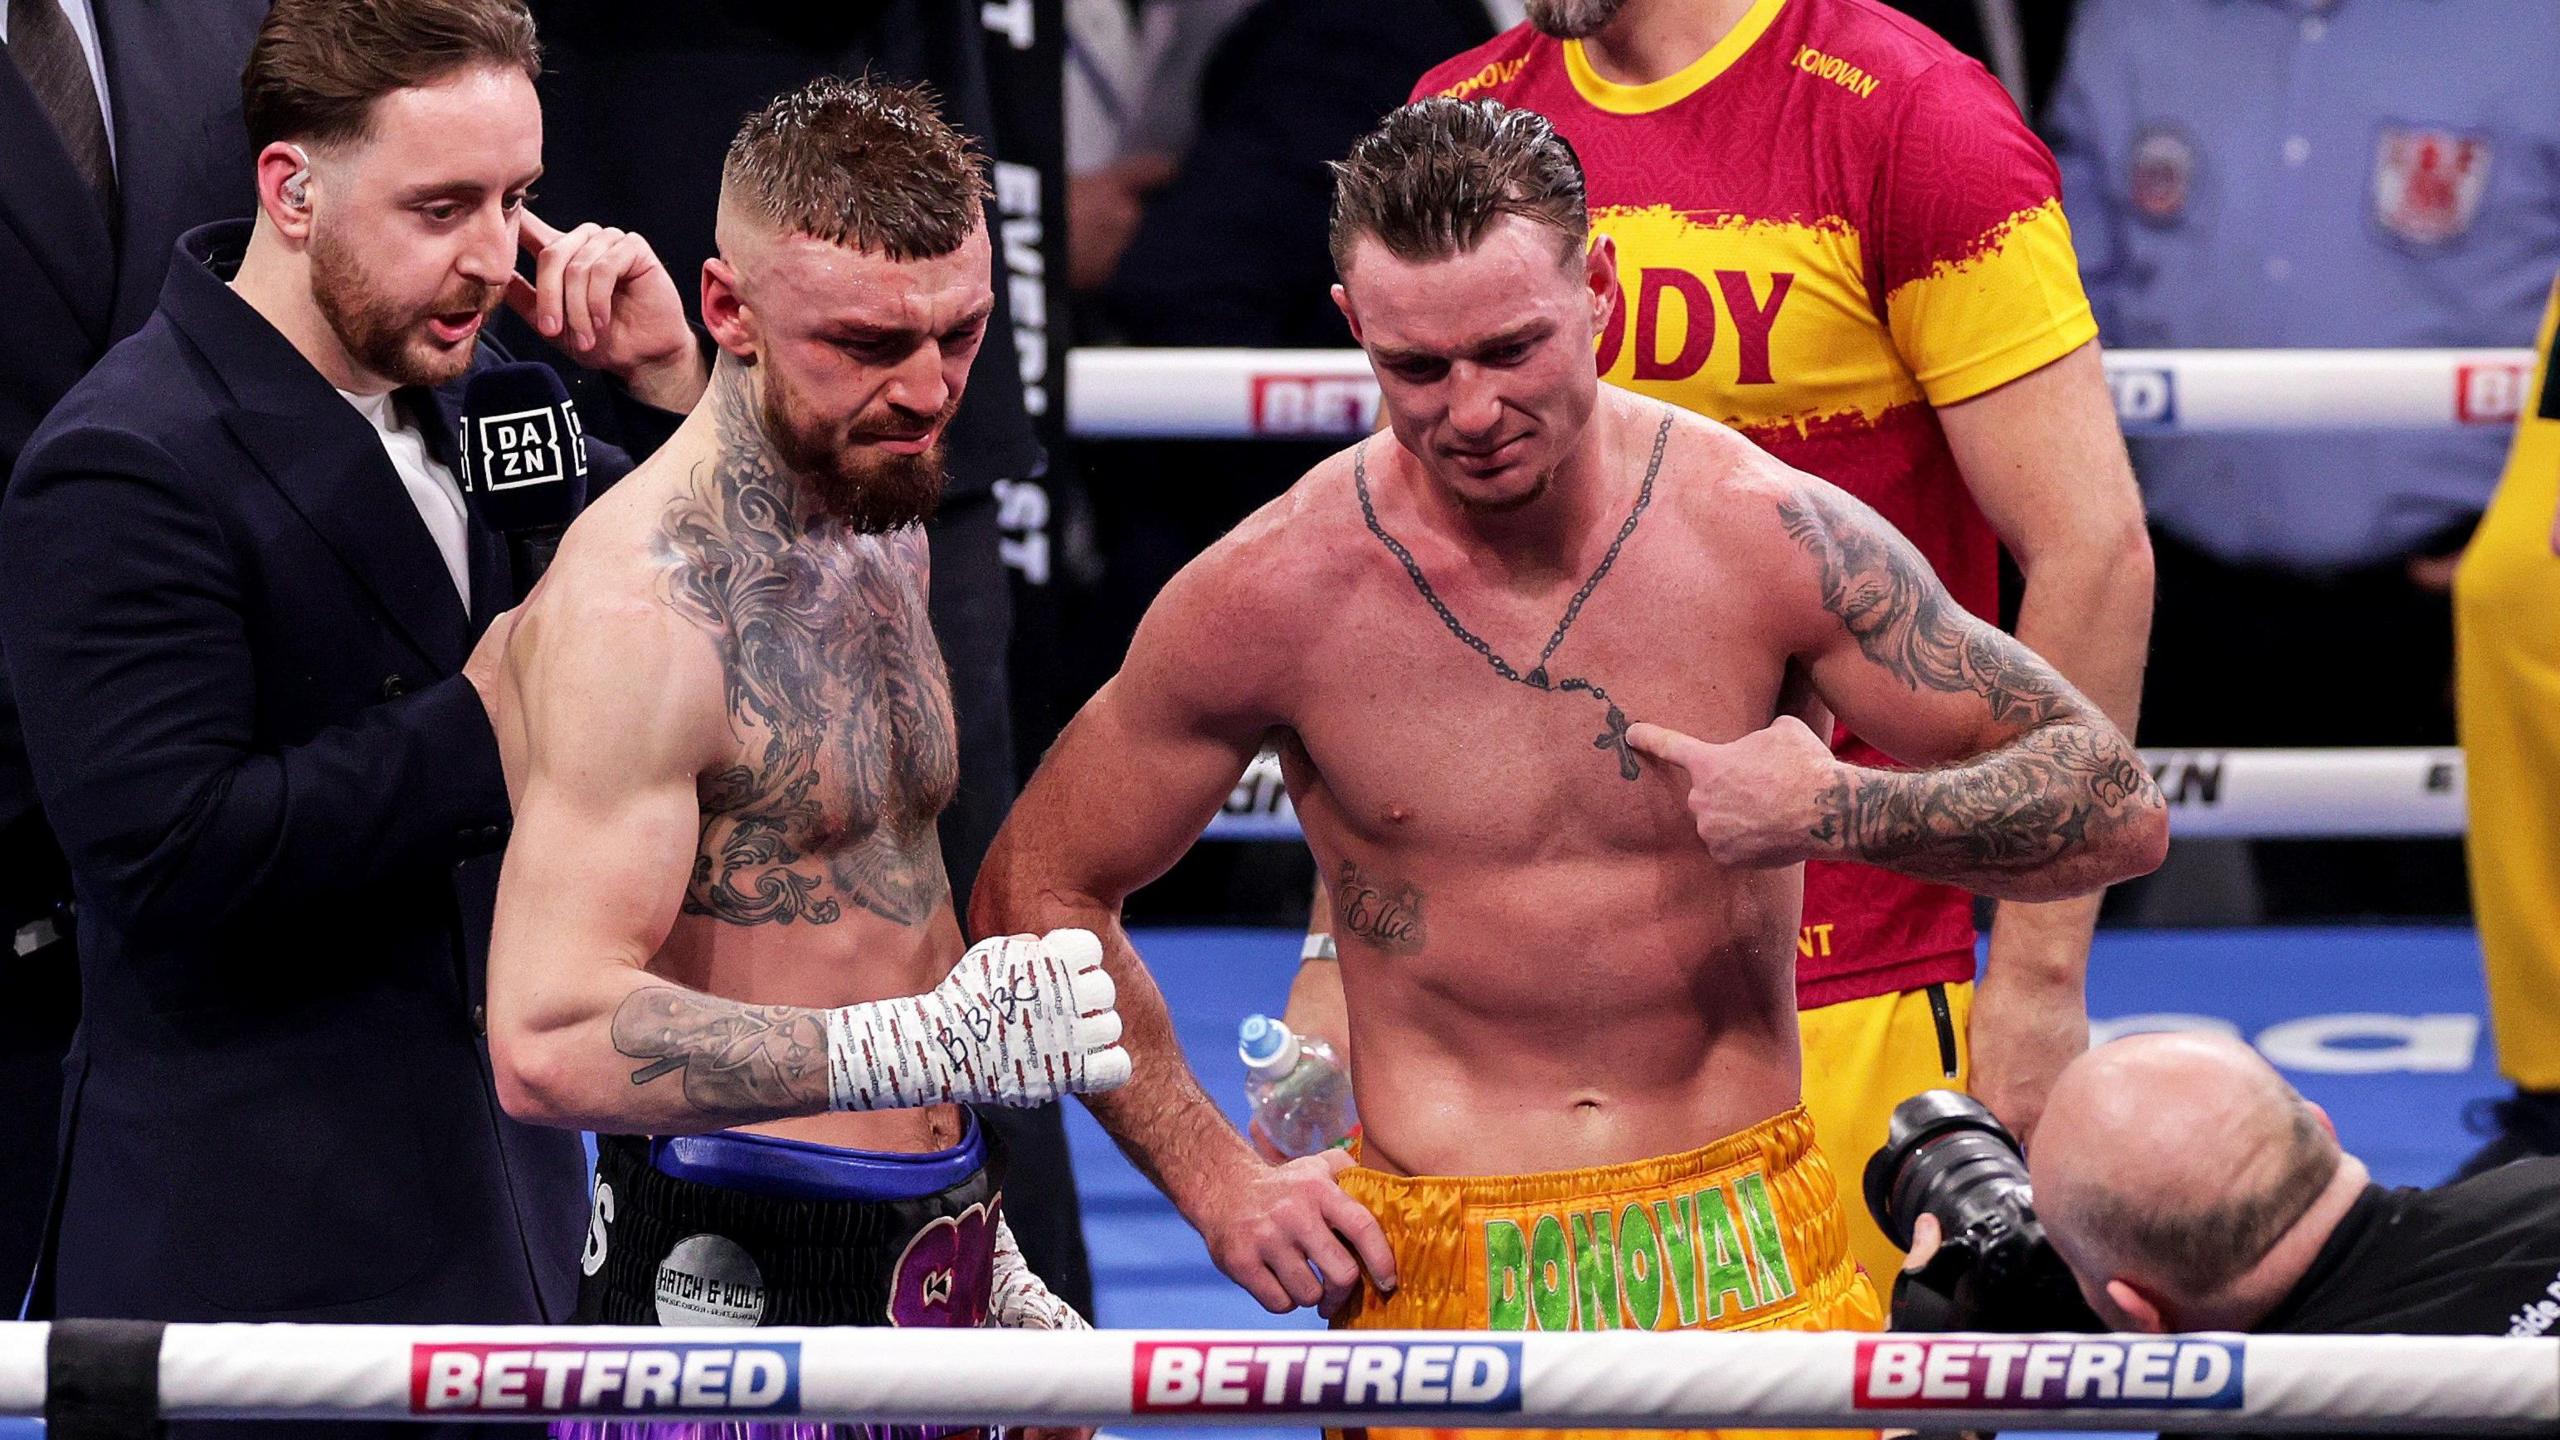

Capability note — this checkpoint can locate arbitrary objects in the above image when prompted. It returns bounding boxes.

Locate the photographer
[1882,1032,2560,1440]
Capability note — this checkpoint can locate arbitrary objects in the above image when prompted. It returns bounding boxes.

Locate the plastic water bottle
[1239,1014,1360,1158]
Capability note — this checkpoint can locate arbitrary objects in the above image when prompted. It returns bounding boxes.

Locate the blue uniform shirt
[2048,0,2560,569]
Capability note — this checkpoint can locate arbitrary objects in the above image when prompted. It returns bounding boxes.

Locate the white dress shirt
[339,388,472,606]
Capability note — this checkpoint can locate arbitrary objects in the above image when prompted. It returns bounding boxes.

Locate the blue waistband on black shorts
[646,1112,984,1203]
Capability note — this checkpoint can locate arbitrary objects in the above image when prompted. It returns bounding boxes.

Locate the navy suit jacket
[0,221,666,1333]
[0,0,266,913]
[0,0,266,481]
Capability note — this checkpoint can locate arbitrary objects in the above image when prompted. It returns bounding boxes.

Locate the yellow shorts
[1798,980,1972,1287]
[1329,1105,1881,1440]
[2458,275,2560,1092]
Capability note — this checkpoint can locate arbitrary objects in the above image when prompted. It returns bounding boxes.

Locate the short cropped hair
[2073,1097,2341,1299]
[1327,98,1589,274]
[242,0,540,151]
[722,75,991,261]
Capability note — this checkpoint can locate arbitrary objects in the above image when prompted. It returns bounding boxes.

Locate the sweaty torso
[1270,397,1810,1177]
[1416,8,2099,1003]
[503,415,965,1153]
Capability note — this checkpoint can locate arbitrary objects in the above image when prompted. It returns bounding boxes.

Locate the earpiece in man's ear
[282,143,312,209]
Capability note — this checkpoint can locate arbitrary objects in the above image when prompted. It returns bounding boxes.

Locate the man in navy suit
[0,0,706,1431]
[0,0,269,1312]
[0,0,272,476]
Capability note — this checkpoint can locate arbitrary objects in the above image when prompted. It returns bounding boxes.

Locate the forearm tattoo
[613,987,832,1116]
[1778,487,2158,877]
[1334,859,1425,952]
[1809,726,2155,881]
[656,367,956,927]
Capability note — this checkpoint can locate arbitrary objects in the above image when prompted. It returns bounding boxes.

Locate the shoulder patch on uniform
[2130,124,2198,226]
[2373,125,2491,247]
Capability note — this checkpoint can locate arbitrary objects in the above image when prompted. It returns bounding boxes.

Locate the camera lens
[1863,1090,2106,1333]
[1863,1090,2026,1249]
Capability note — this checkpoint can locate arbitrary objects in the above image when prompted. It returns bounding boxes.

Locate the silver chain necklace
[1354,414,1672,781]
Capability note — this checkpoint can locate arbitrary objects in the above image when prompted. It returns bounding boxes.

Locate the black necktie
[7,0,115,222]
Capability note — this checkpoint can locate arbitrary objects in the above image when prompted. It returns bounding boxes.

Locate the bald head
[2031,1033,2343,1324]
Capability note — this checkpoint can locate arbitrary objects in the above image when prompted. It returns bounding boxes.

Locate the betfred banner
[410,1341,801,1417]
[1853,1337,2244,1412]
[1131,1339,1524,1416]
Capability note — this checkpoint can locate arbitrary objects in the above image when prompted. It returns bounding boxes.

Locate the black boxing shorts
[555,1115,1007,1440]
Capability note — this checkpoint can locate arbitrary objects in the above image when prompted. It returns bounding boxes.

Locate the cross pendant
[1593,704,1639,782]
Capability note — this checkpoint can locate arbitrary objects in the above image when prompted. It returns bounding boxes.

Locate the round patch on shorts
[654,1232,767,1326]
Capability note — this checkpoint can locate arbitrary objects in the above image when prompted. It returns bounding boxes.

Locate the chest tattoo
[655,389,957,927]
[1333,859,1426,952]
[1356,415,1671,780]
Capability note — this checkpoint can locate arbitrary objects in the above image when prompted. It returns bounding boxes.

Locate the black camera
[1862,1089,2102,1332]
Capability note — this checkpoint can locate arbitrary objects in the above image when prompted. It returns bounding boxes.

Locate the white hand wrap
[822,928,1131,1111]
[990,1212,1089,1330]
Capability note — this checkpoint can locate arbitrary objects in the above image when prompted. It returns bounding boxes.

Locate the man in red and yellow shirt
[1290,0,2150,1291]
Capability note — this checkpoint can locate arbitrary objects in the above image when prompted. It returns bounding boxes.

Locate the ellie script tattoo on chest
[654,379,958,927]
[1334,859,1425,952]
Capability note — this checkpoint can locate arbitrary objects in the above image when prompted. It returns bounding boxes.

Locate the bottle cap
[1238,1013,1301,1075]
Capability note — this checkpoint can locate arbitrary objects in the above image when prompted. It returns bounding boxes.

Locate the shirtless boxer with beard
[470,79,1123,1434]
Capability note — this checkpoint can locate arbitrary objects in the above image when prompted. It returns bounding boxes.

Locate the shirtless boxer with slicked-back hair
[1387,0,2150,1296]
[975,98,2165,1440]
[471,78,1122,1404]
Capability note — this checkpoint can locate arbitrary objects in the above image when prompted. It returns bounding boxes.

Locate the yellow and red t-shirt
[1414,0,2098,1009]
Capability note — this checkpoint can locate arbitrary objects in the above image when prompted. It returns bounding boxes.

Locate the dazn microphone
[459,362,590,592]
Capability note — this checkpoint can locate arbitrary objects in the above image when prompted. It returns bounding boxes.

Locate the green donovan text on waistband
[1482,1171,1799,1331]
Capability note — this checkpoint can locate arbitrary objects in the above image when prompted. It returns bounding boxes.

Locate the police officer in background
[2024,1032,2560,1440]
[2047,0,2560,922]
[0,2,702,1432]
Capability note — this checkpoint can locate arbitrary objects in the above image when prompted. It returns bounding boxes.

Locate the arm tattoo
[1777,488,2068,727]
[656,368,956,927]
[1779,487,2160,882]
[1809,727,2156,881]
[1334,859,1425,952]
[612,986,831,1116]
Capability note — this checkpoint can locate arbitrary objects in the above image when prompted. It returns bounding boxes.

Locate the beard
[758,361,953,534]
[1524,0,1631,38]
[309,221,498,389]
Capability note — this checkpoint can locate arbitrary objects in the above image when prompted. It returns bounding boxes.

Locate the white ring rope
[1065,347,2539,440]
[1209,748,2467,843]
[2,1323,2552,1431]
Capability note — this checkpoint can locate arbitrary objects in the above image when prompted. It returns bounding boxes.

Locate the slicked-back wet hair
[1328,98,1589,275]
[722,74,991,260]
[243,0,539,150]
